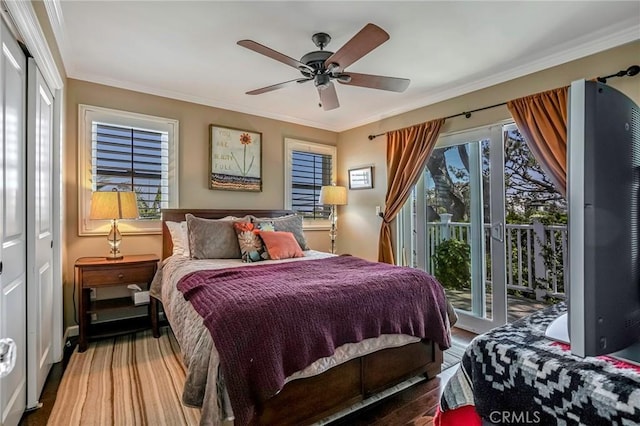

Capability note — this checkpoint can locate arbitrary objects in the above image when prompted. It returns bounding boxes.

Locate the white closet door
[26,59,54,409]
[0,20,27,426]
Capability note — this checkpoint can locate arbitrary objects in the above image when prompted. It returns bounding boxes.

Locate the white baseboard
[64,325,79,342]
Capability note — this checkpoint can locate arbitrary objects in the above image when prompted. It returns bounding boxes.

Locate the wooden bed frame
[151,209,443,425]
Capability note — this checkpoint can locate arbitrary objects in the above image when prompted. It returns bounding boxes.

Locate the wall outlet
[89,288,97,300]
[91,313,97,321]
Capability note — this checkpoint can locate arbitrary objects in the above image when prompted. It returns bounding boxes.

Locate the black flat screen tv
[546,79,640,363]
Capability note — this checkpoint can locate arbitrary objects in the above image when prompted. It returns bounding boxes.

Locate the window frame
[284,138,337,230]
[78,104,179,236]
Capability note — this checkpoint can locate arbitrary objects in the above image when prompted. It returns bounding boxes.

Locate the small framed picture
[348,166,374,189]
[209,124,262,192]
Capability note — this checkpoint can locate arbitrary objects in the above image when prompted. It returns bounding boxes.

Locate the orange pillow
[258,231,305,260]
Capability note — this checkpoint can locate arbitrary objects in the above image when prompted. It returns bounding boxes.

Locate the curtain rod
[367,64,640,141]
[367,101,507,140]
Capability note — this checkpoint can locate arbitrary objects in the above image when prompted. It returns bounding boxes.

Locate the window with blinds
[92,123,169,220]
[291,150,333,219]
[79,104,178,235]
[284,138,337,224]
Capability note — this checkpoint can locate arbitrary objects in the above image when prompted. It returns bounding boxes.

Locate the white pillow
[166,221,190,257]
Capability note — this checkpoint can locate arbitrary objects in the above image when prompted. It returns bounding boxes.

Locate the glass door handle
[491,223,504,242]
[0,338,16,378]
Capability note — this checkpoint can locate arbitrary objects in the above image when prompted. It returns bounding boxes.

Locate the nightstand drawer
[81,264,156,287]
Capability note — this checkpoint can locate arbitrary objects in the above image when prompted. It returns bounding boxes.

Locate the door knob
[0,338,16,378]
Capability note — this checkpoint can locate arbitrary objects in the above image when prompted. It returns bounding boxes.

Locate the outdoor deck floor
[446,288,552,323]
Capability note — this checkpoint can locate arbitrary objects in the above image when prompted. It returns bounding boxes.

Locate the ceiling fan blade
[246,78,311,95]
[323,23,389,72]
[338,72,410,92]
[238,40,314,73]
[318,82,339,111]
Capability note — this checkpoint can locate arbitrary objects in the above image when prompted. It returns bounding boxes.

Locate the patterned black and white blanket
[440,303,640,425]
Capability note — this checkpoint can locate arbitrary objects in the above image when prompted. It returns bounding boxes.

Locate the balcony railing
[426,219,567,299]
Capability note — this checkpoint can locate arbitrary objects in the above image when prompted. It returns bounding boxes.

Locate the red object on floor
[434,405,482,426]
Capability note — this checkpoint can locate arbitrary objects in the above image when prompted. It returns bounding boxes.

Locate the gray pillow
[186,214,243,259]
[252,214,308,250]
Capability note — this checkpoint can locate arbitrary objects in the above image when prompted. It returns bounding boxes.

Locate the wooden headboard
[161,209,294,260]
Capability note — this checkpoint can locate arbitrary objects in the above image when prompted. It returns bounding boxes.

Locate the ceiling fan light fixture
[315,74,331,90]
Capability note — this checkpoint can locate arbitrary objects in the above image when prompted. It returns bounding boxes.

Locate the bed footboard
[257,340,442,425]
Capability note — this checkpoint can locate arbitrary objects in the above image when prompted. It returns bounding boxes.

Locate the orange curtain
[507,86,569,196]
[378,119,445,264]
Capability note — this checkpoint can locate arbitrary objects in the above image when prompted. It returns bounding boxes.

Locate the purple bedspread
[177,256,451,425]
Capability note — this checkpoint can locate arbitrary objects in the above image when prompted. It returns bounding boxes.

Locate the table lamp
[90,190,139,260]
[319,185,347,254]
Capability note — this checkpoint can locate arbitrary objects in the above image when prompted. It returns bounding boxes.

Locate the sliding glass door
[399,124,508,333]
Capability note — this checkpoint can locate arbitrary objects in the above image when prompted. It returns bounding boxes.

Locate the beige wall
[337,41,640,262]
[57,37,639,328]
[63,79,338,327]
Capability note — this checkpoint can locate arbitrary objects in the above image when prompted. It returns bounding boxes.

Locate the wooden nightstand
[75,254,159,352]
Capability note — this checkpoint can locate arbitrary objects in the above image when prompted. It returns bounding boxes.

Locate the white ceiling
[46,1,639,132]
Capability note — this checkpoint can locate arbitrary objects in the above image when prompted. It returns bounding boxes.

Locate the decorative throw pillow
[233,221,268,262]
[252,214,308,250]
[259,231,305,260]
[186,214,243,259]
[166,221,190,257]
[255,221,275,232]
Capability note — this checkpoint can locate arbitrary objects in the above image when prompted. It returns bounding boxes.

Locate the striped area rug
[47,330,200,425]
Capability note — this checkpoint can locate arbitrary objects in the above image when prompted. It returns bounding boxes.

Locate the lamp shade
[319,185,347,206]
[90,191,139,220]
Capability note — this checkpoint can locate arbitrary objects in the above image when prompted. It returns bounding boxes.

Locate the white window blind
[291,150,332,219]
[284,138,336,228]
[92,123,168,219]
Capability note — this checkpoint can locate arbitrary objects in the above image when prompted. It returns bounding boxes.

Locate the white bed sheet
[150,251,421,425]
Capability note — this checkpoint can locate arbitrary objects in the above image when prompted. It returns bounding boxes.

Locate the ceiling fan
[237,23,410,111]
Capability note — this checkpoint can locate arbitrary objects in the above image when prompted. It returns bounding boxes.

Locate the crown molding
[4,0,64,90]
[43,0,68,64]
[338,18,640,132]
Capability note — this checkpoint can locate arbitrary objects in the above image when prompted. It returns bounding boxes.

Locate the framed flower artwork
[209,124,262,191]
